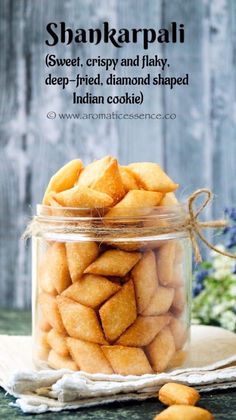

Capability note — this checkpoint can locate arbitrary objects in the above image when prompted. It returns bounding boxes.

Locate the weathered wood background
[0,0,236,308]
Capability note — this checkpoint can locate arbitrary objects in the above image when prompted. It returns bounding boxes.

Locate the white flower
[229,284,236,296]
[220,311,236,332]
[214,268,232,280]
[213,257,233,269]
[211,245,235,278]
[212,302,228,317]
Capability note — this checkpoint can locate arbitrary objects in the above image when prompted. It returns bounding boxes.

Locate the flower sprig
[192,208,236,332]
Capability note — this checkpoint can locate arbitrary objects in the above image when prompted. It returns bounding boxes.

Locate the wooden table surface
[0,310,235,419]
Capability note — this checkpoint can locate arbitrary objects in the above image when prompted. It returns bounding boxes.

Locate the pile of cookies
[155,383,214,419]
[36,156,188,375]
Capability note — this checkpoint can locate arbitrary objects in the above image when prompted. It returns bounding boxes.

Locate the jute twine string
[24,188,236,264]
[185,188,235,263]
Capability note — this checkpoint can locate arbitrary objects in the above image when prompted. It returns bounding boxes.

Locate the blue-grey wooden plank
[209,0,236,218]
[116,0,165,165]
[162,0,213,208]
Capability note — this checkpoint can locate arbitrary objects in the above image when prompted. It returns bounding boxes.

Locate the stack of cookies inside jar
[35,156,189,375]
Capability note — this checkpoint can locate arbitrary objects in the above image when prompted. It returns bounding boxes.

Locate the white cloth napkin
[0,325,236,414]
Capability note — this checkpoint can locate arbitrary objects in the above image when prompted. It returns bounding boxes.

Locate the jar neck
[29,204,188,241]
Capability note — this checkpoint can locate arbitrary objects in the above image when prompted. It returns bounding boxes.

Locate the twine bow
[186,188,236,263]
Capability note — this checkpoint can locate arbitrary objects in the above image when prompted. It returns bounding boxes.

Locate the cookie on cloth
[128,162,178,193]
[146,326,175,372]
[154,405,213,420]
[66,242,99,282]
[132,250,158,313]
[62,274,121,308]
[99,280,137,342]
[102,345,153,375]
[158,382,200,406]
[67,338,113,374]
[43,159,83,204]
[57,296,107,344]
[77,156,125,204]
[84,249,141,277]
[116,315,171,347]
[48,349,78,371]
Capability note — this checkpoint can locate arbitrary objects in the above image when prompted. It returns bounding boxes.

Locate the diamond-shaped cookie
[99,280,137,342]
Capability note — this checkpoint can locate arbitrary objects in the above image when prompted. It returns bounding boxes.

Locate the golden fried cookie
[48,196,62,208]
[62,274,121,308]
[160,192,179,206]
[113,242,145,252]
[48,350,78,371]
[156,242,176,287]
[47,329,69,357]
[38,293,66,334]
[47,197,78,217]
[142,286,174,316]
[132,251,158,313]
[77,156,125,204]
[105,190,163,218]
[102,345,153,375]
[84,249,141,277]
[38,306,52,332]
[99,280,137,342]
[36,332,50,360]
[171,265,184,288]
[174,240,184,263]
[36,331,51,360]
[57,296,107,344]
[38,331,50,349]
[39,243,71,294]
[38,319,52,333]
[146,327,175,372]
[128,162,178,193]
[67,338,113,374]
[43,159,83,204]
[36,345,50,361]
[116,315,171,347]
[66,241,99,282]
[154,405,213,420]
[167,350,187,369]
[171,287,186,315]
[159,382,200,406]
[169,317,187,350]
[119,166,140,192]
[52,186,113,208]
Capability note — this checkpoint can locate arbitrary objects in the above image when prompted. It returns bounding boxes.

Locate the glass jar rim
[31,204,189,241]
[36,203,186,224]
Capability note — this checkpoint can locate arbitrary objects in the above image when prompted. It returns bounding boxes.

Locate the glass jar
[32,204,192,375]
